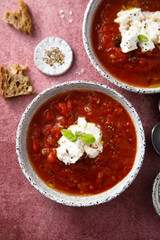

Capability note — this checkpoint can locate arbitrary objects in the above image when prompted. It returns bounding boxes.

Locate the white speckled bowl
[16,81,145,207]
[82,0,160,94]
[152,172,160,216]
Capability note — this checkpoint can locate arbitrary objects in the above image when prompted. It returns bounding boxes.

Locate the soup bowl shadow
[82,0,160,94]
[16,81,145,207]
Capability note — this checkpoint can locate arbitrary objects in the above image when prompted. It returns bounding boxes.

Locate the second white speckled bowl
[16,81,145,207]
[82,0,160,94]
[152,172,160,216]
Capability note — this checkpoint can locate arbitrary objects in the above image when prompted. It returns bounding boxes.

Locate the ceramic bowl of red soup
[16,81,145,206]
[83,0,160,94]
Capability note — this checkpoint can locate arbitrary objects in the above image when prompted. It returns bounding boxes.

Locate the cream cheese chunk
[56,117,103,165]
[114,8,160,53]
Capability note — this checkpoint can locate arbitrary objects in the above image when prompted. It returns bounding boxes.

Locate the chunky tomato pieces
[91,0,160,87]
[27,90,137,195]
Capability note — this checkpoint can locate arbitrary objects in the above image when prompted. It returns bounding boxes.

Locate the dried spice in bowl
[43,47,65,67]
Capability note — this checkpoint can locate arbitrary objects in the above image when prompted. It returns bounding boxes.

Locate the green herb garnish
[71,131,79,142]
[61,129,74,139]
[61,129,79,142]
[80,134,96,144]
[61,129,74,140]
[138,34,148,42]
[61,129,95,144]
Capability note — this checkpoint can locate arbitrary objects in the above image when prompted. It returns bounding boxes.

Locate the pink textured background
[0,0,160,239]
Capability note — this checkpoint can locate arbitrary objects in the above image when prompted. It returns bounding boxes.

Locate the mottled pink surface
[0,0,160,239]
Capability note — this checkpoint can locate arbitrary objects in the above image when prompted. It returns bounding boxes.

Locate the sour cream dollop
[56,117,103,165]
[114,8,160,53]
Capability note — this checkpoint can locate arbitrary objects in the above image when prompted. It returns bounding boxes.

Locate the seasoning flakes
[43,47,65,68]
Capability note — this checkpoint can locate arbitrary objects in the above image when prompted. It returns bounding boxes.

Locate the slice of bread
[0,63,35,98]
[3,0,34,36]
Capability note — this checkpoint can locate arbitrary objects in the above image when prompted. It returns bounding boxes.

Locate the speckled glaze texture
[82,0,160,94]
[152,172,160,216]
[16,81,145,207]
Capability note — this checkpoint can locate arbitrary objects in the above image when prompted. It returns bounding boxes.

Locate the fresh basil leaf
[61,129,74,140]
[61,129,79,142]
[71,131,79,142]
[138,34,148,42]
[61,129,95,144]
[80,133,95,144]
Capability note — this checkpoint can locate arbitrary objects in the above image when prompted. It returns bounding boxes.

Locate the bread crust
[0,63,35,98]
[3,0,34,36]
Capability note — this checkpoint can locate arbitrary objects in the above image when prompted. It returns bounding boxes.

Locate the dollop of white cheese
[56,117,103,165]
[114,8,160,53]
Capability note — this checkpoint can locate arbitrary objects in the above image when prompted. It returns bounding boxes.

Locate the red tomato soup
[91,0,160,88]
[27,90,137,195]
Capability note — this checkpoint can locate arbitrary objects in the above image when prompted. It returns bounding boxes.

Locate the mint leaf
[71,131,79,142]
[61,129,74,140]
[80,134,95,144]
[138,34,148,42]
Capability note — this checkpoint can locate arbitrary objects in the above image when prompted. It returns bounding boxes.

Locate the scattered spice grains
[76,68,85,75]
[59,10,64,18]
[43,47,65,68]
[59,9,73,23]
[81,68,85,74]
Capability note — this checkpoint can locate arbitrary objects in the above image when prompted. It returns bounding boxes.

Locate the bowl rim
[152,172,160,216]
[16,80,145,207]
[82,0,160,94]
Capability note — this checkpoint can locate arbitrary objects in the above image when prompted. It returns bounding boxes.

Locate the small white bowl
[16,81,145,207]
[152,172,160,216]
[34,37,73,76]
[82,0,160,94]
